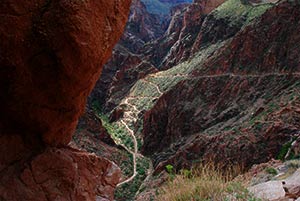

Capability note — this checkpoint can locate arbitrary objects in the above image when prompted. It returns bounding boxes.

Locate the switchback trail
[116,71,300,186]
[117,119,138,186]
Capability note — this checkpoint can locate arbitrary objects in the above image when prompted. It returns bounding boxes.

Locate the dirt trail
[142,79,163,96]
[117,120,138,186]
[116,71,300,186]
[150,72,300,79]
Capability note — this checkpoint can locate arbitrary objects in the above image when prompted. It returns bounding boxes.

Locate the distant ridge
[141,0,193,15]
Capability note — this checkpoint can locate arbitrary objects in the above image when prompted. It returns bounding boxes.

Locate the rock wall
[92,0,225,112]
[0,0,131,200]
[88,0,163,109]
[141,0,300,172]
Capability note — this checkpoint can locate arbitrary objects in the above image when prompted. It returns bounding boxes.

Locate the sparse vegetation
[286,160,300,169]
[92,101,152,200]
[277,141,293,161]
[265,167,278,175]
[158,163,260,201]
[213,0,273,26]
[115,156,151,201]
[92,102,135,150]
[166,164,174,174]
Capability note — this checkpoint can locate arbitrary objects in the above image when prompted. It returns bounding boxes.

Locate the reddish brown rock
[159,3,205,69]
[122,0,166,52]
[141,1,300,173]
[91,0,227,111]
[196,2,300,74]
[88,0,164,110]
[76,110,116,146]
[0,0,131,146]
[0,0,131,200]
[0,147,121,201]
[195,0,225,14]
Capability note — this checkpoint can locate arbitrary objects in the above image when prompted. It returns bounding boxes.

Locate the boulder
[0,0,131,200]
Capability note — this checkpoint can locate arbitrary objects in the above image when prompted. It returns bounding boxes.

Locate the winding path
[116,71,300,186]
[117,119,138,186]
[142,79,163,96]
[150,72,300,79]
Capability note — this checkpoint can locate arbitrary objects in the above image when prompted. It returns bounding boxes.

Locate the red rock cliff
[0,0,131,200]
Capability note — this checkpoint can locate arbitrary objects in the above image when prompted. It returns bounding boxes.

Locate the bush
[277,141,293,161]
[158,163,259,201]
[166,164,174,174]
[265,167,278,175]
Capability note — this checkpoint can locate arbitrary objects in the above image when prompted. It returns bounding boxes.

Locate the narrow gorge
[1,0,300,200]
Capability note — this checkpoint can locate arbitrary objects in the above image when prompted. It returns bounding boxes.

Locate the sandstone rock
[0,0,131,200]
[284,169,300,197]
[0,0,131,146]
[249,181,285,200]
[249,168,300,201]
[0,147,121,201]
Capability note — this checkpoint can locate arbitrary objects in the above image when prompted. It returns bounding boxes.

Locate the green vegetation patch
[265,167,278,175]
[92,104,135,151]
[213,0,273,26]
[130,80,162,97]
[115,156,151,201]
[128,96,156,111]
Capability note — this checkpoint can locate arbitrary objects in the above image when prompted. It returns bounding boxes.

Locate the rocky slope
[93,0,227,112]
[141,0,300,172]
[89,0,162,110]
[70,0,300,200]
[94,0,299,181]
[247,160,300,200]
[0,0,131,200]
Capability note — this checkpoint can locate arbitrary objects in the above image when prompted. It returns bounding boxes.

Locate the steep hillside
[141,0,300,171]
[75,0,300,200]
[98,0,226,112]
[97,0,300,187]
[88,0,164,110]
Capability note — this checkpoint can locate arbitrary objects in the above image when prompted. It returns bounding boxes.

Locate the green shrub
[180,169,192,178]
[265,167,278,175]
[277,141,293,161]
[166,164,174,174]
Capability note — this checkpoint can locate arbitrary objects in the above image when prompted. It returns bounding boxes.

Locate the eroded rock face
[122,0,166,52]
[88,0,162,109]
[194,0,226,14]
[142,1,300,172]
[137,0,227,70]
[0,0,131,146]
[92,0,224,111]
[0,147,121,201]
[0,0,131,200]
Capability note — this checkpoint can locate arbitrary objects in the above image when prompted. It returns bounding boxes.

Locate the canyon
[84,0,300,200]
[1,0,300,200]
